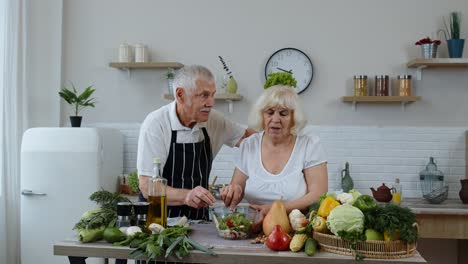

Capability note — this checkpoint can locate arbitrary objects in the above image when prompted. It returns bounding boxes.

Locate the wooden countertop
[402,198,468,215]
[54,224,427,264]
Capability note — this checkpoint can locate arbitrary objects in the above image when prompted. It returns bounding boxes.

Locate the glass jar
[419,157,444,196]
[353,75,368,96]
[374,75,389,96]
[398,75,412,96]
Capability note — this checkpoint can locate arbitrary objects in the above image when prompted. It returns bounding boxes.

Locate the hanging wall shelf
[406,58,468,80]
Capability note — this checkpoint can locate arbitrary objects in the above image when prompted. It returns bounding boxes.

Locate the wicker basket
[313,232,417,259]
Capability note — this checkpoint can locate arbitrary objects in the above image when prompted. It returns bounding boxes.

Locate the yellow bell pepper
[384,230,400,241]
[317,197,340,218]
[312,216,328,233]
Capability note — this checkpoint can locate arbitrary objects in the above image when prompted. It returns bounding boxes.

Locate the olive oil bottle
[146,158,168,229]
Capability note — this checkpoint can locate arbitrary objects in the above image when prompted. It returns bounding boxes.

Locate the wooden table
[54,224,427,264]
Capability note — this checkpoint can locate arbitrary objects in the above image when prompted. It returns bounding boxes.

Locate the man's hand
[184,186,216,209]
[221,184,243,209]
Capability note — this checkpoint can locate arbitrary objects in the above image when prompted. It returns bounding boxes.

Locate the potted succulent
[264,72,297,89]
[58,84,96,127]
[442,11,464,58]
[415,37,441,59]
[218,56,238,94]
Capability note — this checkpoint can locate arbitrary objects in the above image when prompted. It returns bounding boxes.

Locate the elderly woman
[221,85,328,216]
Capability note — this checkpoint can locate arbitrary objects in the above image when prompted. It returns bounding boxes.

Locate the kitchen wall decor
[264,48,313,94]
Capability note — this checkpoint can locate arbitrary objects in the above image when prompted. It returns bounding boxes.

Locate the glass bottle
[391,178,402,205]
[341,162,354,192]
[116,202,132,228]
[146,158,168,228]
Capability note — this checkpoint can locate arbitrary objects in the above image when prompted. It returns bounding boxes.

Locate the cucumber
[304,238,318,256]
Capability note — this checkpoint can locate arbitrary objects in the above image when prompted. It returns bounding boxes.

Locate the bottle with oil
[391,178,402,205]
[146,157,167,228]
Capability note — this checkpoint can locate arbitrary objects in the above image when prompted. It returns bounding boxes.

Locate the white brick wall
[91,123,466,199]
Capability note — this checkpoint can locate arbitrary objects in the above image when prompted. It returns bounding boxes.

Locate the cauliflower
[336,192,354,205]
[288,209,308,231]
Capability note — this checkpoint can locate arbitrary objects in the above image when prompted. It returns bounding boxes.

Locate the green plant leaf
[59,84,97,116]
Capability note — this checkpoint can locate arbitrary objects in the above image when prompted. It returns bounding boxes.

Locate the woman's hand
[249,204,271,221]
[220,184,243,209]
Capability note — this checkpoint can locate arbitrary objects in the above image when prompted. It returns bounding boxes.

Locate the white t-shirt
[236,132,327,205]
[137,101,247,176]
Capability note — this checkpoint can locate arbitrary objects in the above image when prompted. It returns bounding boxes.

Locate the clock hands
[277,67,293,74]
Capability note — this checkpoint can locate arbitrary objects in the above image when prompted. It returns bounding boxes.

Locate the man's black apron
[139,127,212,220]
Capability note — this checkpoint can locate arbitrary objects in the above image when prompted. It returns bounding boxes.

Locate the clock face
[265,48,313,94]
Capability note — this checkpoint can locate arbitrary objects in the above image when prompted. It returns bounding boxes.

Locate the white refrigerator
[20,128,123,264]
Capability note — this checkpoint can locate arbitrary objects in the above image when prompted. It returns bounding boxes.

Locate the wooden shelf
[164,93,243,113]
[109,62,184,69]
[407,58,468,68]
[163,93,243,101]
[342,96,421,111]
[406,58,468,80]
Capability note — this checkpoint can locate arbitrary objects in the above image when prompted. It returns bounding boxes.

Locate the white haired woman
[221,85,328,218]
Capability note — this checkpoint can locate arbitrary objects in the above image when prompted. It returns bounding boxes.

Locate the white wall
[25,0,62,128]
[52,0,468,127]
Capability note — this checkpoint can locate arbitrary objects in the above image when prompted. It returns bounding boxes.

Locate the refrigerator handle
[21,189,46,196]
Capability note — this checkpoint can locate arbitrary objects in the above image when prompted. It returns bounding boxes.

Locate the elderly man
[137,65,255,220]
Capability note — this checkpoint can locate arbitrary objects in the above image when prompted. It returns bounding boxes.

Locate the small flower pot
[421,43,438,59]
[70,116,82,127]
[447,39,465,58]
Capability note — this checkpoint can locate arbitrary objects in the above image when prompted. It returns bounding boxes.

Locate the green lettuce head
[264,72,297,89]
[326,204,365,236]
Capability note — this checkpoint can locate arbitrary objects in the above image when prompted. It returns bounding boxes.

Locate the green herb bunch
[115,226,216,261]
[127,170,140,194]
[74,190,130,230]
[218,56,233,79]
[363,204,418,243]
[59,84,96,116]
[264,72,297,89]
[89,189,131,211]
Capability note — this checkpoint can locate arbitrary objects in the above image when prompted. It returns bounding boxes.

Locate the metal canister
[353,75,368,96]
[374,75,389,96]
[397,75,412,96]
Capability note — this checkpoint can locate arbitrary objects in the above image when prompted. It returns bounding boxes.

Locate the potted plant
[442,11,464,58]
[58,84,96,127]
[218,56,238,94]
[264,72,297,89]
[415,37,441,59]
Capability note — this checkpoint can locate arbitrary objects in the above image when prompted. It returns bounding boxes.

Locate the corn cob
[289,233,308,252]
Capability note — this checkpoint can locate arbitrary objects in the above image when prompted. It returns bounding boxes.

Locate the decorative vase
[459,179,468,204]
[340,162,354,192]
[226,77,238,94]
[167,78,174,94]
[70,116,82,127]
[421,43,438,59]
[447,39,465,58]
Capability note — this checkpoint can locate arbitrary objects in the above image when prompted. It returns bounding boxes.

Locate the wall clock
[264,48,313,94]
